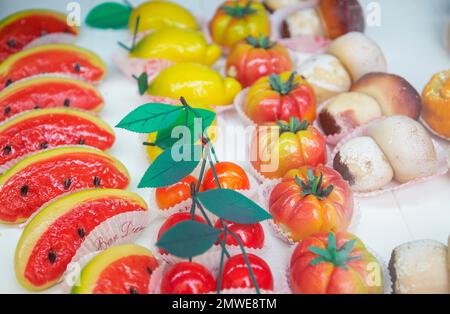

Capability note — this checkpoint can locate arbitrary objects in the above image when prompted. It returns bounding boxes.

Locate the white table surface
[0,0,449,293]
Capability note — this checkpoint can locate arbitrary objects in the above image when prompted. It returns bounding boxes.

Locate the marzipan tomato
[250,117,326,179]
[209,0,270,49]
[269,165,353,242]
[290,232,383,294]
[202,161,250,191]
[155,175,198,210]
[221,253,273,291]
[244,71,316,125]
[226,35,292,87]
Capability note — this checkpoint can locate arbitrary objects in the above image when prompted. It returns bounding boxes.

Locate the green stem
[216,228,228,294]
[196,158,207,193]
[194,198,214,227]
[117,15,140,52]
[227,228,260,294]
[122,0,133,8]
[206,149,221,189]
[269,72,300,95]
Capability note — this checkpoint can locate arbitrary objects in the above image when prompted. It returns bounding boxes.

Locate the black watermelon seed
[40,141,48,150]
[93,176,101,187]
[3,145,11,155]
[34,105,40,109]
[63,178,72,190]
[48,250,57,264]
[4,106,11,115]
[74,63,81,72]
[77,228,85,238]
[63,98,70,107]
[78,138,85,145]
[7,39,15,48]
[129,287,139,294]
[146,267,153,275]
[5,79,12,87]
[20,185,29,197]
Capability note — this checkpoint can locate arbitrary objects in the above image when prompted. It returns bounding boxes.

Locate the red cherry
[157,212,206,255]
[155,175,198,210]
[221,254,274,291]
[214,220,265,249]
[160,262,216,294]
[202,162,250,191]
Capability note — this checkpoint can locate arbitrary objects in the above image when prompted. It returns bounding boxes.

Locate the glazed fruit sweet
[0,108,115,167]
[202,162,250,191]
[155,175,198,210]
[15,189,148,291]
[160,262,216,294]
[367,116,437,183]
[290,232,383,294]
[157,212,207,255]
[129,0,198,33]
[226,35,293,87]
[327,32,387,81]
[333,136,394,192]
[129,27,221,66]
[0,44,106,90]
[244,72,316,125]
[250,118,326,179]
[0,146,129,223]
[351,72,422,119]
[0,9,79,62]
[209,0,270,49]
[72,244,158,294]
[146,62,241,106]
[318,92,382,135]
[214,219,265,249]
[298,54,351,103]
[269,165,353,242]
[389,240,449,294]
[421,69,450,138]
[0,76,104,123]
[221,253,274,291]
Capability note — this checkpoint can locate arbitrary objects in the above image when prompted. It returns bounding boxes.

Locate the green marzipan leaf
[116,103,182,133]
[197,188,272,224]
[137,72,148,95]
[156,220,220,258]
[154,107,216,149]
[85,2,131,29]
[138,144,201,188]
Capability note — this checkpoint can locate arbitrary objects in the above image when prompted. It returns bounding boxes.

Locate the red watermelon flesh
[93,255,157,294]
[0,148,129,223]
[0,109,115,166]
[0,10,78,62]
[0,77,104,122]
[24,196,147,288]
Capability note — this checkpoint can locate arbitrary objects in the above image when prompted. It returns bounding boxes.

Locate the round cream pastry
[318,92,382,135]
[263,0,300,12]
[282,8,324,38]
[389,240,449,294]
[333,136,393,192]
[367,116,437,183]
[327,32,387,81]
[351,72,422,120]
[298,54,351,103]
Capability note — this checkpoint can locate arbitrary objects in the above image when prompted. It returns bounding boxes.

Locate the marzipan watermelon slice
[0,9,79,62]
[0,76,104,122]
[0,146,129,224]
[72,244,158,294]
[15,189,148,291]
[0,108,115,167]
[0,43,106,90]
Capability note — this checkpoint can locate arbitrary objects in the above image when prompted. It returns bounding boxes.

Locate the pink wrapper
[112,49,174,81]
[331,119,450,197]
[257,179,360,245]
[285,245,392,294]
[23,33,77,50]
[150,248,289,294]
[420,116,450,142]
